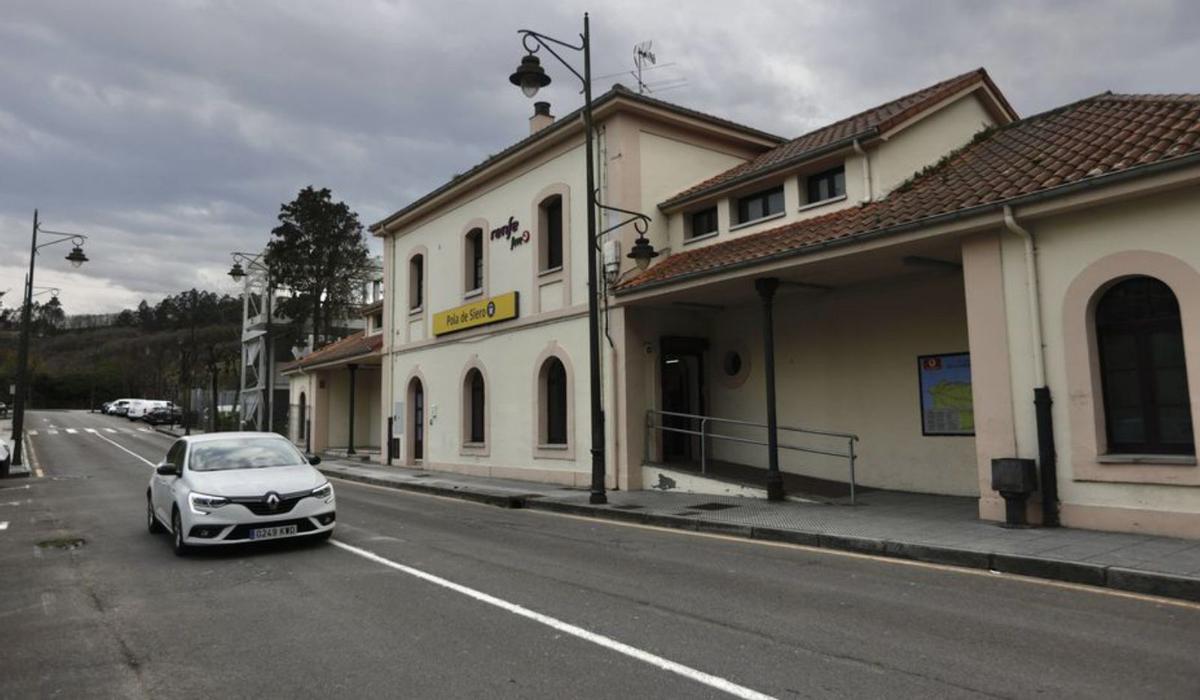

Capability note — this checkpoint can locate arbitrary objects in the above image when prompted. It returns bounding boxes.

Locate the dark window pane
[546,359,567,445]
[544,197,563,270]
[469,371,485,443]
[806,166,846,203]
[735,186,784,224]
[410,255,423,309]
[1096,276,1192,454]
[689,207,718,238]
[467,230,483,291]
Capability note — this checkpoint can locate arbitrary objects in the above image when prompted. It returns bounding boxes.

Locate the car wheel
[172,509,189,556]
[147,497,165,534]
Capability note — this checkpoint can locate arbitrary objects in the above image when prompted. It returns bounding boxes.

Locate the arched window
[538,195,563,272]
[1096,276,1193,454]
[464,368,485,445]
[540,357,568,445]
[464,228,484,294]
[409,254,424,311]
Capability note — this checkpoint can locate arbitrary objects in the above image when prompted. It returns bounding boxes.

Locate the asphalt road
[2,410,1198,699]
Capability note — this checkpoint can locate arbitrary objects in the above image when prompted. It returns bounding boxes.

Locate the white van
[126,400,156,420]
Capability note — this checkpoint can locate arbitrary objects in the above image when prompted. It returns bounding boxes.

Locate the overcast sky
[2,0,1197,314]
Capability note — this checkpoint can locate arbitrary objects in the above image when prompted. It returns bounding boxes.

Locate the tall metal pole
[582,14,607,505]
[10,210,39,468]
[264,271,274,433]
[756,277,785,501]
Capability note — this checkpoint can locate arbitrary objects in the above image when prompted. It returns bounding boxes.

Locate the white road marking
[331,540,775,700]
[65,428,78,435]
[0,522,8,531]
[137,428,152,433]
[46,430,58,436]
[85,428,98,434]
[89,431,157,468]
[105,428,117,433]
[27,430,38,436]
[23,434,43,478]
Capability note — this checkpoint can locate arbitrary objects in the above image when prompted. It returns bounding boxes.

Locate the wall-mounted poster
[918,353,974,436]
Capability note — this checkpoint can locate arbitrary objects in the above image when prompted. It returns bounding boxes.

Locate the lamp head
[627,235,659,272]
[509,54,551,98]
[228,261,246,280]
[65,245,88,268]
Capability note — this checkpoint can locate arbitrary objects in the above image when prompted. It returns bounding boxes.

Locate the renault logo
[266,492,281,510]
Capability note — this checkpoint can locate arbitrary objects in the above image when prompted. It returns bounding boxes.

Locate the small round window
[723,351,743,377]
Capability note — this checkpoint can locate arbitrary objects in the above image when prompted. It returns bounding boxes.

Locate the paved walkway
[318,459,1200,602]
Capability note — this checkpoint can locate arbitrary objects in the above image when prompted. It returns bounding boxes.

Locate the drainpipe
[853,139,872,203]
[1002,205,1059,526]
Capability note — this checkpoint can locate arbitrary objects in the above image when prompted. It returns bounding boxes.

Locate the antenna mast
[634,41,655,94]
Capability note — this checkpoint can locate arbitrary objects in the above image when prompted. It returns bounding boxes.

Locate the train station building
[351,68,1199,538]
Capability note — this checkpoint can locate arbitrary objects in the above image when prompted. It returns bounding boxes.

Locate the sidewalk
[319,459,1200,603]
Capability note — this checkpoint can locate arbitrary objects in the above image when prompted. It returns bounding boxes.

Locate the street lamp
[510,15,655,504]
[229,252,275,433]
[8,210,89,473]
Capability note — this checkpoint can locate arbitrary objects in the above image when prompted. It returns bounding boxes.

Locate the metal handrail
[645,409,859,504]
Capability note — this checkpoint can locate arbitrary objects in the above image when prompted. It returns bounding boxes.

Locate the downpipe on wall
[1003,205,1060,527]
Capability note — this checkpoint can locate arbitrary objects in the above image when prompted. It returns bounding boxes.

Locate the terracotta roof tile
[659,68,1014,210]
[619,92,1200,293]
[281,330,382,371]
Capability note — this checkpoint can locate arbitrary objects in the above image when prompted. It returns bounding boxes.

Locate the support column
[347,363,358,456]
[755,277,785,501]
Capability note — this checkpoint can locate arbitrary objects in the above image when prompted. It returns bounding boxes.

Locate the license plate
[250,525,298,540]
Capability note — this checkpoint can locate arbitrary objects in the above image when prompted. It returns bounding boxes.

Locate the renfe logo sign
[432,291,519,336]
[490,217,530,250]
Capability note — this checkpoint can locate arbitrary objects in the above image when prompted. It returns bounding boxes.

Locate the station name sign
[432,291,519,336]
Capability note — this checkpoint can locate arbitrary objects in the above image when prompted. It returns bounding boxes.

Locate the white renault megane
[147,432,335,555]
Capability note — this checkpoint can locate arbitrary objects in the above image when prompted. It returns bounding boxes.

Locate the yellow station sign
[432,291,519,336]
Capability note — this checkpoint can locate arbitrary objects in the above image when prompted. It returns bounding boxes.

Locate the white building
[363,70,1200,539]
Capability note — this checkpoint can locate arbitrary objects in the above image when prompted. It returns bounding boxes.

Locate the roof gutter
[619,149,1200,297]
[658,130,878,212]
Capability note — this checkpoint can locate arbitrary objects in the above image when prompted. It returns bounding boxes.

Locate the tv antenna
[634,41,655,94]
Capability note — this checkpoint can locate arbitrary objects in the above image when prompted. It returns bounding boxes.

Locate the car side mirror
[156,462,178,476]
[307,454,321,466]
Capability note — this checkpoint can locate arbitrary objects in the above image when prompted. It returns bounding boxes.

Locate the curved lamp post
[510,16,657,504]
[9,210,89,471]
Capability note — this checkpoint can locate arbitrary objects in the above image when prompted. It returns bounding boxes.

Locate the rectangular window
[465,229,484,293]
[805,166,846,204]
[409,255,423,310]
[687,207,718,239]
[544,197,563,271]
[735,186,784,225]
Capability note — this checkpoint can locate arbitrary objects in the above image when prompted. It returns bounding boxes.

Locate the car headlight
[189,491,229,514]
[311,482,334,502]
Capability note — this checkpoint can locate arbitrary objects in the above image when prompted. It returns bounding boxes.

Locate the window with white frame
[538,195,564,272]
[734,185,784,225]
[409,254,424,311]
[686,206,718,240]
[464,227,484,294]
[804,165,846,204]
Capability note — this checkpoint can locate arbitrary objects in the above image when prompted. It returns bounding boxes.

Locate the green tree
[264,186,371,345]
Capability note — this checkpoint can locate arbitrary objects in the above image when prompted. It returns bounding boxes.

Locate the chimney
[529,101,554,134]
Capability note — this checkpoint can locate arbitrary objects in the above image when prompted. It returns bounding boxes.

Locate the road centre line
[330,539,775,700]
[105,428,117,433]
[85,428,98,434]
[65,428,78,434]
[89,431,157,468]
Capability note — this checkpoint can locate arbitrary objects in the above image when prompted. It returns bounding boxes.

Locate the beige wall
[323,366,381,449]
[964,185,1200,537]
[623,271,979,496]
[871,91,996,196]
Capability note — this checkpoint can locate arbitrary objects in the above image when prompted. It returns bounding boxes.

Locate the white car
[126,399,155,420]
[147,432,335,555]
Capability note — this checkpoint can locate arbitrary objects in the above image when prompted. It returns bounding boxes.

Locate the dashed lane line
[105,428,117,433]
[85,428,98,434]
[46,430,58,436]
[27,430,37,436]
[0,522,8,531]
[331,539,776,700]
[65,428,78,435]
[88,431,157,468]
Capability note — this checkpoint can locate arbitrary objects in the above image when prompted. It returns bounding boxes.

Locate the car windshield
[187,437,307,472]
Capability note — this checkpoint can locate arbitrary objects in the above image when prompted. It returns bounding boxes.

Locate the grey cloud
[1,0,1197,313]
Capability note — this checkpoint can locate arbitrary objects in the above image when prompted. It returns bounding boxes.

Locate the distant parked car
[126,400,157,421]
[145,404,183,426]
[107,399,135,416]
